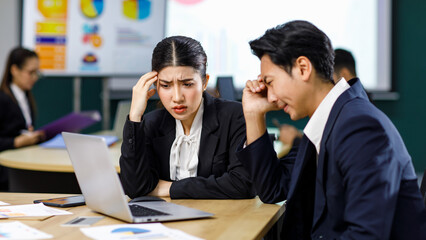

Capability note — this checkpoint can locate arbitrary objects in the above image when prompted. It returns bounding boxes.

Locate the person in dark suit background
[120,36,255,199]
[236,20,426,239]
[0,47,45,190]
[333,48,357,82]
[334,48,374,103]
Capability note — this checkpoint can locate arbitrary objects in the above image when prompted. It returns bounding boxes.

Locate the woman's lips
[173,105,187,114]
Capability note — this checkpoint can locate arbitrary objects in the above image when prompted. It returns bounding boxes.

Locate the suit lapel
[312,141,327,229]
[9,90,27,125]
[287,135,317,201]
[151,93,220,178]
[152,110,176,179]
[197,93,219,177]
[312,79,367,229]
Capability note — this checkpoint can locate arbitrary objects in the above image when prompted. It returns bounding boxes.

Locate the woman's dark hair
[152,36,207,83]
[0,47,39,109]
[249,20,335,84]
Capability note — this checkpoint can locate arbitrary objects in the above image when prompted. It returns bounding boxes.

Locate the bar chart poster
[22,0,166,76]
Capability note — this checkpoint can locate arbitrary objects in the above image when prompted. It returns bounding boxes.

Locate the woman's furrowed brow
[178,78,194,82]
[158,78,194,82]
[159,79,172,83]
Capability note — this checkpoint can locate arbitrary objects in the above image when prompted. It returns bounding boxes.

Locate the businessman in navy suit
[236,20,426,239]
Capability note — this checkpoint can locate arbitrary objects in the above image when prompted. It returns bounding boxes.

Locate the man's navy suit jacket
[237,79,426,239]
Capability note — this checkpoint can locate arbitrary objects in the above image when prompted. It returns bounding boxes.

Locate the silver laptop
[62,132,213,223]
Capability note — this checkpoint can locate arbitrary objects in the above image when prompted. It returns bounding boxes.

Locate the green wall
[374,0,426,172]
[31,0,426,172]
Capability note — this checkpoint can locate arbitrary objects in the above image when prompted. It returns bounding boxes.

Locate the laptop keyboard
[129,204,170,217]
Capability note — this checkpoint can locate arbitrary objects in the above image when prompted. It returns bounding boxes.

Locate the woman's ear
[10,64,19,77]
[203,74,210,90]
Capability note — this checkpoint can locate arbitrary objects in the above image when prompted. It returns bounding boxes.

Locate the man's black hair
[249,20,335,84]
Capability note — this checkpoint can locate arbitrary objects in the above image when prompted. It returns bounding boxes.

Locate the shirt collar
[10,83,32,127]
[170,98,204,180]
[303,78,350,154]
[176,98,204,137]
[10,83,26,102]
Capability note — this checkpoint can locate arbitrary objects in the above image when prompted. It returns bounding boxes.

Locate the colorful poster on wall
[22,0,166,76]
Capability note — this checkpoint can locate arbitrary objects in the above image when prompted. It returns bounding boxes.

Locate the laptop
[62,132,213,223]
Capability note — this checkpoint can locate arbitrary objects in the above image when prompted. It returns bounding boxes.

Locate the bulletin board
[21,0,166,76]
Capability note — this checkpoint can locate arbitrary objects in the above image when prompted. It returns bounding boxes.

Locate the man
[334,48,373,102]
[333,48,357,82]
[276,48,367,155]
[236,20,426,239]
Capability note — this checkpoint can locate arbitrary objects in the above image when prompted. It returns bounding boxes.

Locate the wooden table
[0,140,121,193]
[0,192,285,240]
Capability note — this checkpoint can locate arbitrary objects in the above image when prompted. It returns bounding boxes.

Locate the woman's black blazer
[120,92,255,199]
[0,90,33,151]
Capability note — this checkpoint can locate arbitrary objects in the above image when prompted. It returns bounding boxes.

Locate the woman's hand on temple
[129,72,158,122]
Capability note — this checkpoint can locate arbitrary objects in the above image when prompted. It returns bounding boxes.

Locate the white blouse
[169,99,204,180]
[10,83,32,127]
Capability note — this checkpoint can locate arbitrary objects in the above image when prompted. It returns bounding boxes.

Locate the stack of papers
[0,221,52,239]
[0,203,72,219]
[0,203,72,238]
[40,134,118,149]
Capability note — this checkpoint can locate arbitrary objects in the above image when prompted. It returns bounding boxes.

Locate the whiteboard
[21,0,166,76]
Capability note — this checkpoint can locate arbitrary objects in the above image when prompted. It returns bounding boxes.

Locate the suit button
[319,236,323,239]
[129,139,133,144]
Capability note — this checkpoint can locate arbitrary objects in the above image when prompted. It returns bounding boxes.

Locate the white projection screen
[166,0,392,91]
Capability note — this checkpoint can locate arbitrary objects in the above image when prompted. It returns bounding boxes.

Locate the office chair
[216,76,236,101]
[420,168,426,206]
[112,100,131,139]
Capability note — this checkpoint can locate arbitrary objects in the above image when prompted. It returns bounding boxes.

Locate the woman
[0,47,44,190]
[0,47,44,151]
[120,36,255,199]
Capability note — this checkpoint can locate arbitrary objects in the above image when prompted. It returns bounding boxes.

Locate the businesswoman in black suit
[0,47,45,190]
[120,36,255,199]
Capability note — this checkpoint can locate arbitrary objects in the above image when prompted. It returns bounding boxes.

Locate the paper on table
[0,203,72,218]
[39,134,118,149]
[80,223,204,240]
[0,221,52,239]
[0,201,9,205]
[38,111,101,140]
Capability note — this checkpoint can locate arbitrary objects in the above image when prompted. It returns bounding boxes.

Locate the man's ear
[294,56,312,82]
[340,68,353,81]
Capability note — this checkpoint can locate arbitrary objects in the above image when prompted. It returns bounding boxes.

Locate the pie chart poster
[21,0,166,76]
